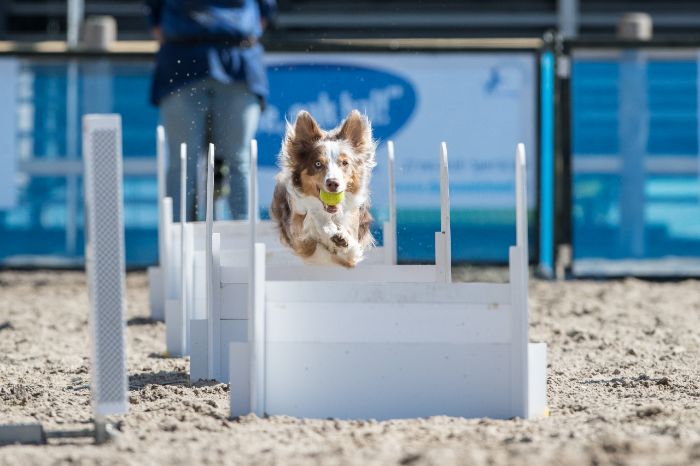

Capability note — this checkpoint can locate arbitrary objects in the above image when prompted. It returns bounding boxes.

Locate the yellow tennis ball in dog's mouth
[319,190,345,206]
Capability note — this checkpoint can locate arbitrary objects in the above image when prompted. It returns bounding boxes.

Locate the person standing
[146,0,275,221]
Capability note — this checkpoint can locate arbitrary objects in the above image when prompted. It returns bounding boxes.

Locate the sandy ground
[0,269,699,466]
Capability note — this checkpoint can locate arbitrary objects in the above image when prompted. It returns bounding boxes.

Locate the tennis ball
[319,190,345,206]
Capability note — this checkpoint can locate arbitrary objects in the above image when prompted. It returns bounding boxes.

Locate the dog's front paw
[330,233,348,248]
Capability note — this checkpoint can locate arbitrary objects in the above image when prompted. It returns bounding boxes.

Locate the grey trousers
[160,78,261,221]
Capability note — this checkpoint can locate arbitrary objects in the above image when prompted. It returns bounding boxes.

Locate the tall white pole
[558,0,579,38]
[67,0,84,49]
[386,141,397,265]
[179,143,187,356]
[515,143,528,256]
[82,114,128,442]
[65,0,83,254]
[205,144,215,378]
[438,142,451,283]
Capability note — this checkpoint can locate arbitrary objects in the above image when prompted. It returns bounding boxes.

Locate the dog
[270,109,377,267]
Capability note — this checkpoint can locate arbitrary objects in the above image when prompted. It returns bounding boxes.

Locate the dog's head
[280,110,376,213]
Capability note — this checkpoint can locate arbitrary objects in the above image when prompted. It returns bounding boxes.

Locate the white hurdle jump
[189,140,446,382]
[226,143,547,420]
[156,129,400,357]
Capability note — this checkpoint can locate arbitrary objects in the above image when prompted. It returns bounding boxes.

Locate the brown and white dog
[270,110,377,267]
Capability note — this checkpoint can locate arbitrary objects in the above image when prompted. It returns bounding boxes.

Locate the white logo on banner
[259,85,405,134]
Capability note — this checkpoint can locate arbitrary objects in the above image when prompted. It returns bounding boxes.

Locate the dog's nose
[325,179,340,192]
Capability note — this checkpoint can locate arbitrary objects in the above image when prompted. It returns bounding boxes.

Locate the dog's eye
[341,160,349,166]
[314,161,322,168]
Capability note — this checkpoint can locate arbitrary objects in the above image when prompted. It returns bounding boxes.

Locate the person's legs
[208,80,261,220]
[160,82,209,221]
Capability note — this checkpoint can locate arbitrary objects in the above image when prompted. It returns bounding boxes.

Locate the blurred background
[1,0,700,278]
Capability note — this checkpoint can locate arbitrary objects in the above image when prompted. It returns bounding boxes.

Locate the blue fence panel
[571,50,700,265]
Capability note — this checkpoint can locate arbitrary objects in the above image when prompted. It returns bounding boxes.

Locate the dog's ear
[337,110,372,152]
[282,111,323,168]
[292,110,323,143]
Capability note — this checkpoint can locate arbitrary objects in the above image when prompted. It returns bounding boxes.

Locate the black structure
[3,1,700,41]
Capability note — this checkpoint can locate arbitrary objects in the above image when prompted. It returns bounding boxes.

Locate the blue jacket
[145,0,276,106]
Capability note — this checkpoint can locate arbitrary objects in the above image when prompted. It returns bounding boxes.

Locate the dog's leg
[332,226,364,267]
[302,209,365,267]
[288,213,318,258]
[305,209,343,252]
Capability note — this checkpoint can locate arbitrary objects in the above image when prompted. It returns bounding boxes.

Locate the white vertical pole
[250,243,266,417]
[248,140,258,249]
[178,143,187,356]
[82,114,128,437]
[436,142,452,283]
[67,0,84,49]
[247,139,258,337]
[247,139,265,416]
[65,61,79,256]
[205,143,215,379]
[149,126,168,321]
[211,232,221,379]
[510,143,529,418]
[515,143,528,257]
[162,197,174,297]
[619,51,647,258]
[558,0,579,38]
[156,126,166,267]
[156,126,166,208]
[386,141,397,265]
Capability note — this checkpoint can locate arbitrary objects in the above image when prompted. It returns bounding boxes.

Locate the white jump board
[230,281,546,420]
[265,342,512,420]
[214,265,441,379]
[256,343,545,420]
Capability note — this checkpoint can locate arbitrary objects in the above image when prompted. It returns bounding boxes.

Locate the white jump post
[436,142,452,282]
[510,142,531,417]
[248,139,267,416]
[205,143,216,378]
[157,125,167,254]
[248,139,258,248]
[516,143,529,261]
[174,143,187,356]
[191,143,219,381]
[148,125,167,320]
[155,125,166,316]
[385,141,398,265]
[82,114,128,442]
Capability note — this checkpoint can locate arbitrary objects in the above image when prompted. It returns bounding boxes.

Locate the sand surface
[0,269,699,465]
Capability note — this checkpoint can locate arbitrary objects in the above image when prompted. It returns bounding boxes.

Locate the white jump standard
[227,142,547,420]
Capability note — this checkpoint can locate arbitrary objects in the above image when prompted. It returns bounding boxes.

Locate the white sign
[258,53,537,213]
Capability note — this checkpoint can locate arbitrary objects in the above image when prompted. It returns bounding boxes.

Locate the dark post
[0,1,8,39]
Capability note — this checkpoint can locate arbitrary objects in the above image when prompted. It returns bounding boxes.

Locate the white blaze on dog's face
[282,110,376,214]
[319,140,352,193]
